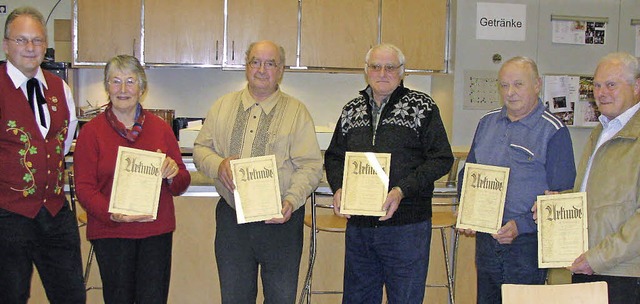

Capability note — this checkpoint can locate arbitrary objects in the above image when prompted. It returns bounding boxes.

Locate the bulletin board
[463,70,501,110]
[543,74,598,127]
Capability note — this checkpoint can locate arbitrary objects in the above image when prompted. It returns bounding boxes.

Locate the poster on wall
[476,2,527,41]
[552,20,606,45]
[463,70,501,110]
[543,75,598,127]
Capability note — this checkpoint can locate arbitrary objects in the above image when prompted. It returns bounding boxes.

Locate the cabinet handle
[232,40,235,61]
[215,40,219,61]
[132,39,136,57]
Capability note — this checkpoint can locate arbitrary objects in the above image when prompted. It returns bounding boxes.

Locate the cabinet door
[301,0,378,69]
[145,0,224,65]
[226,0,299,67]
[381,0,448,71]
[75,0,142,64]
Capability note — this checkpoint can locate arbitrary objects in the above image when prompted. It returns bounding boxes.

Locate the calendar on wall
[463,70,501,110]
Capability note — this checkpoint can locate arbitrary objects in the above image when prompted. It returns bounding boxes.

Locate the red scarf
[105,102,145,143]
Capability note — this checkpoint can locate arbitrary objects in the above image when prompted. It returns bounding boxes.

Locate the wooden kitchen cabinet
[226,0,299,67]
[74,0,142,65]
[144,0,224,65]
[300,0,378,69]
[381,0,448,71]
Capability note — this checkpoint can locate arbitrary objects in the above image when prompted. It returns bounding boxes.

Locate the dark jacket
[324,83,453,227]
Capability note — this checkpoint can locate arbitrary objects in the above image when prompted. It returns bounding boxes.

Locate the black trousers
[215,199,304,304]
[0,204,86,304]
[573,273,640,304]
[92,232,173,304]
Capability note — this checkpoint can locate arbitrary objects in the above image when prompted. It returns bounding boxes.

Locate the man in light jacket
[569,52,640,304]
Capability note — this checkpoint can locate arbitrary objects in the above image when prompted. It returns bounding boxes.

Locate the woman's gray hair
[364,44,406,76]
[104,55,147,94]
[4,6,46,39]
[596,52,640,85]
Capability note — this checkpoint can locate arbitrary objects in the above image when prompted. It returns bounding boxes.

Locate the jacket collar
[359,81,409,105]
[498,99,546,129]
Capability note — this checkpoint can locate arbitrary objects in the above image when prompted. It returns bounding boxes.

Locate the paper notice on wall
[476,2,527,41]
[552,20,606,45]
[636,25,640,57]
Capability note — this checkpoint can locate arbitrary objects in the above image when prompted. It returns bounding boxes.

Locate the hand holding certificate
[109,147,166,220]
[537,192,588,268]
[340,152,391,216]
[456,163,510,234]
[231,155,283,224]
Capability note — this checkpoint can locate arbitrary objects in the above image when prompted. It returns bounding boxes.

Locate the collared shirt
[365,87,391,145]
[580,102,640,191]
[237,89,280,158]
[463,101,576,234]
[6,61,77,154]
[193,86,323,210]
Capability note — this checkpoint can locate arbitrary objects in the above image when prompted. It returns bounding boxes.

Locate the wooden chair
[298,191,347,304]
[502,281,609,304]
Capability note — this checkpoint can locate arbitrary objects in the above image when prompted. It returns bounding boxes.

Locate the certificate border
[340,152,391,216]
[456,163,509,234]
[108,146,165,219]
[537,192,588,268]
[230,155,282,224]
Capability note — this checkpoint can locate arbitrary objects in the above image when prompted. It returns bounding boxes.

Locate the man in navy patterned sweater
[324,44,453,304]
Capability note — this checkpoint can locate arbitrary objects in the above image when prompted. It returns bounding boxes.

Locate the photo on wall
[543,75,598,127]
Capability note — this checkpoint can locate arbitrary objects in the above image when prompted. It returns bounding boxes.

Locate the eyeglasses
[5,37,46,46]
[367,64,404,73]
[108,78,138,89]
[247,59,279,70]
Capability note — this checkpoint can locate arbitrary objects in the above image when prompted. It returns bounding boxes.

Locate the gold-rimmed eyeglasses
[367,64,404,73]
[247,59,279,70]
[5,37,46,46]
[108,78,138,89]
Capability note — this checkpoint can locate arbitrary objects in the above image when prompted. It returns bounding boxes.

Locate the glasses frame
[4,37,47,47]
[108,78,139,89]
[247,59,279,70]
[366,63,404,73]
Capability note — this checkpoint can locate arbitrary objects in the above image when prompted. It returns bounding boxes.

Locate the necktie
[26,78,47,128]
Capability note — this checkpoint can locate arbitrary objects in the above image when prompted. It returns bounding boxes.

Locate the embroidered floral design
[354,104,367,121]
[53,120,69,195]
[6,120,37,196]
[410,106,426,128]
[391,101,410,119]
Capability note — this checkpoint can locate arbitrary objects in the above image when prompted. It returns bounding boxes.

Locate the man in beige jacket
[569,52,640,304]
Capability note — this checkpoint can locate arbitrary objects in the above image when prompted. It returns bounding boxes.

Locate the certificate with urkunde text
[456,163,509,234]
[340,152,391,216]
[537,192,588,268]
[231,155,283,224]
[109,146,165,219]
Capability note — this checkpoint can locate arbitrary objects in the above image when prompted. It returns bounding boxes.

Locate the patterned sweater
[325,84,453,227]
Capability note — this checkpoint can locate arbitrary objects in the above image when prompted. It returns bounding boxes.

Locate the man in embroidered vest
[193,40,323,303]
[324,44,454,303]
[0,6,84,303]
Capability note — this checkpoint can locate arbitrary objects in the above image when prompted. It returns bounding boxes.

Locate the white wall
[75,68,434,129]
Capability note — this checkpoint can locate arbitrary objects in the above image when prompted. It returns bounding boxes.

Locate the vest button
[47,154,51,159]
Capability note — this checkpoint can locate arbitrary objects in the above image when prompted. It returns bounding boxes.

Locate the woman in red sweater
[74,55,190,304]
